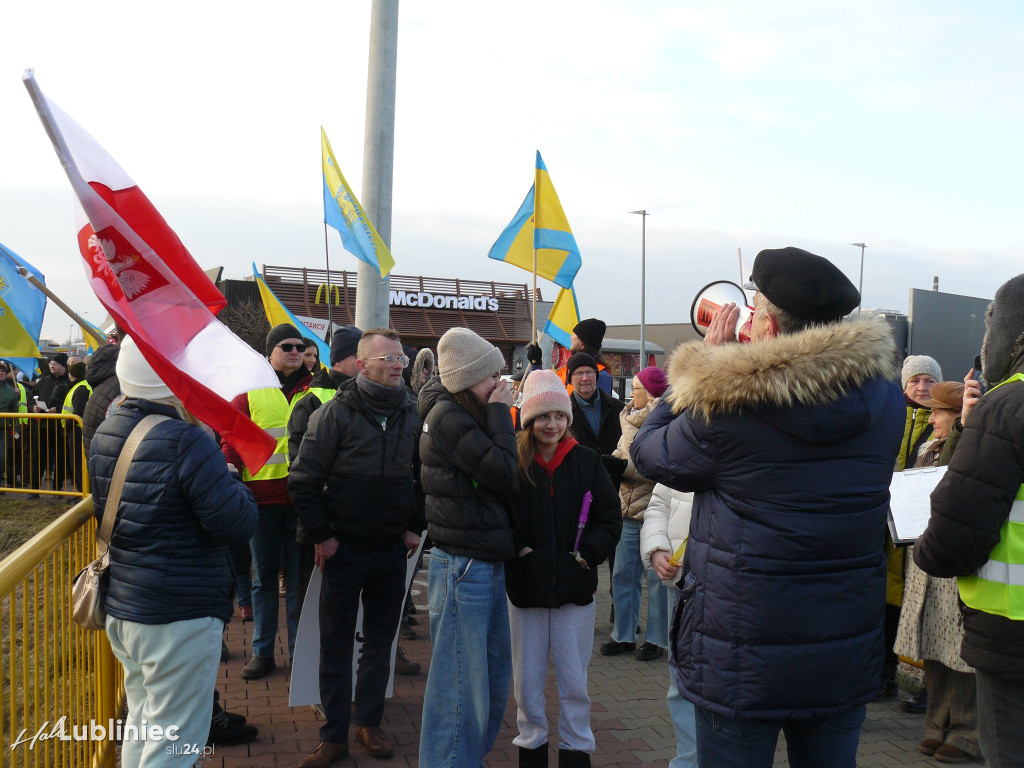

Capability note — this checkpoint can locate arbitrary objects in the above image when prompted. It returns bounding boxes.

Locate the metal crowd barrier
[0,414,90,498]
[0,497,122,768]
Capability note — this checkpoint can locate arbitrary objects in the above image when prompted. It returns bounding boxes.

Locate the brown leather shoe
[356,726,394,758]
[297,741,348,768]
[934,744,976,763]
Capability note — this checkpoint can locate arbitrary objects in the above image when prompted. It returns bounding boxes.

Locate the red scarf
[534,437,578,480]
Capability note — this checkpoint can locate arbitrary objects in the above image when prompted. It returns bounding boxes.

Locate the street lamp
[850,243,866,314]
[629,210,649,370]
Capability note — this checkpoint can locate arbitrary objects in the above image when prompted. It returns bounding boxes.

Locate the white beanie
[520,369,573,426]
[901,355,942,390]
[116,336,174,400]
[437,327,505,393]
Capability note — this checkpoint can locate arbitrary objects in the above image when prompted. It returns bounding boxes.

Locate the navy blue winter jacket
[632,317,903,720]
[88,398,257,624]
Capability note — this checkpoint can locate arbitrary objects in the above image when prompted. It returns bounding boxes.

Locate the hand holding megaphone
[690,281,755,344]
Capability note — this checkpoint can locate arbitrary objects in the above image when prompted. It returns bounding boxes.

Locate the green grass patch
[0,495,72,560]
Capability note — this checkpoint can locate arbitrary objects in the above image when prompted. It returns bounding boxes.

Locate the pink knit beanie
[636,366,668,398]
[520,369,573,426]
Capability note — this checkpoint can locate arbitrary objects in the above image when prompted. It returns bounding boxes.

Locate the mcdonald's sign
[315,283,342,306]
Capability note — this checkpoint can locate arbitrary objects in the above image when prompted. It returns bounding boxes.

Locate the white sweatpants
[508,600,596,753]
[106,615,223,768]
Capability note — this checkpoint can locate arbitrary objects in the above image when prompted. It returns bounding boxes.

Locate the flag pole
[16,266,109,347]
[532,152,541,344]
[323,223,334,334]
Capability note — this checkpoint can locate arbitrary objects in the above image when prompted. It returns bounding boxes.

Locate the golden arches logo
[315,283,342,306]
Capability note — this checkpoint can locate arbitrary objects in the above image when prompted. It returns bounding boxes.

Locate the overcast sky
[3,0,1023,342]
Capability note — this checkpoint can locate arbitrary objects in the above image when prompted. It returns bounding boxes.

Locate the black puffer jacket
[289,377,424,549]
[88,398,257,624]
[82,344,119,452]
[915,350,1024,682]
[418,377,519,562]
[506,440,621,608]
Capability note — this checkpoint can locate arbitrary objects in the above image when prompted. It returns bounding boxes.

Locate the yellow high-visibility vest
[242,387,307,482]
[957,374,1024,619]
[61,380,93,415]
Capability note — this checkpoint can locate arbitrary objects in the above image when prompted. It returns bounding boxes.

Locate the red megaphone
[690,281,754,343]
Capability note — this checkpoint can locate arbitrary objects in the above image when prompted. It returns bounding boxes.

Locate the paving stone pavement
[210,559,953,768]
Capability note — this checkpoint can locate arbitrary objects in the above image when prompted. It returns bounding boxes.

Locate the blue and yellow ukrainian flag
[488,151,582,289]
[542,284,581,349]
[80,318,106,352]
[252,264,330,367]
[321,128,395,278]
[0,242,45,359]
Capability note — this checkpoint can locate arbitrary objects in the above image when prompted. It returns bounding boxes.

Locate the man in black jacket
[567,353,623,456]
[290,328,424,767]
[915,273,1024,767]
[29,353,71,495]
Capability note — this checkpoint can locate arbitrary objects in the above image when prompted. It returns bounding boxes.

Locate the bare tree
[218,297,270,355]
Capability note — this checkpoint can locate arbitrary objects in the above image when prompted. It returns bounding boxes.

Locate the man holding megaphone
[631,247,904,768]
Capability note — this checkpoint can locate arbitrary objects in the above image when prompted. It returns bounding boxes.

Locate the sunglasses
[277,342,307,352]
[368,354,410,367]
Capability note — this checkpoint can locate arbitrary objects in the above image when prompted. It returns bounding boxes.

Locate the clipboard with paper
[888,466,947,544]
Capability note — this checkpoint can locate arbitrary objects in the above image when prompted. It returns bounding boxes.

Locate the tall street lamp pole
[850,242,866,314]
[630,210,649,370]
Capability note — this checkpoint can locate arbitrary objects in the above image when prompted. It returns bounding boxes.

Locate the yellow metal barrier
[0,496,122,768]
[0,414,89,498]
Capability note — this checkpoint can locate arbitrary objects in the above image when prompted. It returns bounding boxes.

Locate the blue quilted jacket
[632,317,903,719]
[88,398,257,624]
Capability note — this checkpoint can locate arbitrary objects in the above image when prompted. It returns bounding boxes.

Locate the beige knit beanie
[438,327,506,392]
[520,369,573,426]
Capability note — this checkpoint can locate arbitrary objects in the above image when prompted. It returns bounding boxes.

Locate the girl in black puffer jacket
[506,370,620,768]
[418,328,520,768]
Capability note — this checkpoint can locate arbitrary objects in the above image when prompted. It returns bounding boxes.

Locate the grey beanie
[116,337,174,400]
[981,273,1024,386]
[901,355,942,390]
[438,328,505,393]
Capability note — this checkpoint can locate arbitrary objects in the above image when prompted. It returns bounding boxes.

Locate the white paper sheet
[888,467,947,544]
[289,535,427,707]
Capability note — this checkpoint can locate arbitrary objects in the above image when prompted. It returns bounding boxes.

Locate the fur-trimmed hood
[666,315,898,422]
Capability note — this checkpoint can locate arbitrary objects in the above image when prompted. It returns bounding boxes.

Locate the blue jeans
[106,615,222,768]
[420,548,512,768]
[695,704,865,768]
[611,518,670,647]
[250,504,300,659]
[667,588,698,768]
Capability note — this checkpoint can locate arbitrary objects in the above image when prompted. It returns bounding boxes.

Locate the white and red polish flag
[23,71,278,470]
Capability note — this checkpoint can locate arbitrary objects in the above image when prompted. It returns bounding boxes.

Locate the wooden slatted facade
[257,265,536,365]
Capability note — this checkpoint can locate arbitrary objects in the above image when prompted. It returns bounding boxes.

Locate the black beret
[266,324,304,356]
[573,318,606,350]
[329,325,362,365]
[566,352,597,380]
[749,247,859,322]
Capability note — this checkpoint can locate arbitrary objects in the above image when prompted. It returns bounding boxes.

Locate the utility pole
[629,210,649,369]
[355,0,399,330]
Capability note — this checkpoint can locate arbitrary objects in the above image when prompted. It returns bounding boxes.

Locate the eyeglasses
[571,369,596,379]
[368,354,410,367]
[632,383,646,392]
[277,343,307,352]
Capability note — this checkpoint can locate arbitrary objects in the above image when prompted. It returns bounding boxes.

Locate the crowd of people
[0,351,93,495]
[4,248,1023,768]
